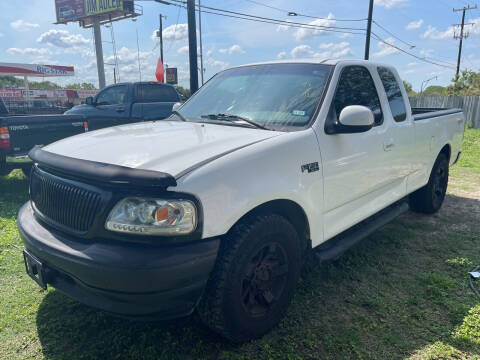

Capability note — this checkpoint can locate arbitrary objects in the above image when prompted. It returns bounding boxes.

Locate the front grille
[30,166,104,234]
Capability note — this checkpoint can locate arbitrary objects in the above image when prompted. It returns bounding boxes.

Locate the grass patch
[0,130,479,359]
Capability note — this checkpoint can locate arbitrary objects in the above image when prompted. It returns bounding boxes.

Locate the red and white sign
[0,63,75,77]
[0,89,98,100]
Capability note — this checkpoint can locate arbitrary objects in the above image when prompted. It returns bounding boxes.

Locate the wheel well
[231,199,311,250]
[440,144,451,162]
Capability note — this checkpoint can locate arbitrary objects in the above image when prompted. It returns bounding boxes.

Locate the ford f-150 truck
[18,60,465,342]
[0,82,180,176]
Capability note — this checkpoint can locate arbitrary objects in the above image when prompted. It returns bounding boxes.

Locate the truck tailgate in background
[1,115,86,153]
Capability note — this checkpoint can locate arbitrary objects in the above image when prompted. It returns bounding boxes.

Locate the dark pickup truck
[0,82,180,176]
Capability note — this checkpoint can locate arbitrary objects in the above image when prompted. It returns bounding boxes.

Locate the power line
[371,32,457,69]
[241,0,367,22]
[169,0,366,31]
[373,20,416,49]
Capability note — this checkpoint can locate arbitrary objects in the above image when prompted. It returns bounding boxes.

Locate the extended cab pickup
[18,60,465,342]
[0,82,180,176]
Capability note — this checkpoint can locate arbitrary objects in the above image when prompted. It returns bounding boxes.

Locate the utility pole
[453,5,477,78]
[93,17,106,89]
[187,0,199,93]
[198,0,204,85]
[159,14,166,83]
[364,0,374,60]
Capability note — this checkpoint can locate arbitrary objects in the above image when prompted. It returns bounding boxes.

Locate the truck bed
[412,107,463,121]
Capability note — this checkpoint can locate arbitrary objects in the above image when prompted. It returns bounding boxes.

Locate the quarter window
[377,67,407,122]
[332,66,383,126]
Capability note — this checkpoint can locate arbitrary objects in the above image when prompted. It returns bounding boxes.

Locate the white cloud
[422,25,454,40]
[374,0,407,8]
[276,20,292,32]
[406,19,423,30]
[0,33,4,37]
[422,19,480,40]
[105,47,152,66]
[219,44,245,55]
[294,14,336,41]
[177,46,189,55]
[206,57,229,69]
[7,47,52,56]
[10,19,39,32]
[291,42,352,59]
[291,45,313,58]
[206,50,213,57]
[407,62,417,67]
[162,23,188,41]
[277,51,287,59]
[373,37,400,58]
[37,29,90,48]
[420,49,434,57]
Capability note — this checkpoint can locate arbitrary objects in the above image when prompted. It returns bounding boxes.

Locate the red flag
[155,58,165,83]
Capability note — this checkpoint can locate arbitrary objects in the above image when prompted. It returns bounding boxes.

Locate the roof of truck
[229,59,391,69]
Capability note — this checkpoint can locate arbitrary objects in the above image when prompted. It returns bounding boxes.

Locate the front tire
[409,153,449,214]
[198,214,302,342]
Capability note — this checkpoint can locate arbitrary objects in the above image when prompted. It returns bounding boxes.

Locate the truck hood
[44,120,281,177]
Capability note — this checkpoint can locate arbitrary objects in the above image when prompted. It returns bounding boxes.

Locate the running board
[316,200,409,261]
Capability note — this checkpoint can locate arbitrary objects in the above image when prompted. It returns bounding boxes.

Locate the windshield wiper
[200,113,270,130]
[171,110,188,122]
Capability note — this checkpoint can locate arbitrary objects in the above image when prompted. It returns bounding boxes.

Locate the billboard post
[92,17,106,89]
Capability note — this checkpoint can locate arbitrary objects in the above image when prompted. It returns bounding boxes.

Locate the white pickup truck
[18,60,465,342]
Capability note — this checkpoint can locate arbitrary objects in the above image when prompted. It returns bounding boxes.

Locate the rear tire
[198,214,302,342]
[409,153,449,214]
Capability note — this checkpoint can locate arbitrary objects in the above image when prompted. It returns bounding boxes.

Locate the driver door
[317,65,395,240]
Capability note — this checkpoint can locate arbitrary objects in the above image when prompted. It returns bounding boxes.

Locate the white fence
[409,96,480,128]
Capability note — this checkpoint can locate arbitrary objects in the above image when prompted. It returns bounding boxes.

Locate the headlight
[105,197,197,236]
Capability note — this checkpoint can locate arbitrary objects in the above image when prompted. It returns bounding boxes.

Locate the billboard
[55,0,133,24]
[85,0,123,17]
[166,68,178,85]
[55,0,86,23]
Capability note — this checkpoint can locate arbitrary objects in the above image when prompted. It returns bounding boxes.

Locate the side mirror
[335,105,374,134]
[172,102,183,112]
[85,97,94,106]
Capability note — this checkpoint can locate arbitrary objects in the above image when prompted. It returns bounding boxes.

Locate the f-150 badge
[301,162,319,174]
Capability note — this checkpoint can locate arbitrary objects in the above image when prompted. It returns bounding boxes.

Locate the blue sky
[1,0,479,90]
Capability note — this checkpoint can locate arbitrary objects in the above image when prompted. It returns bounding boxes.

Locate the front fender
[174,129,325,247]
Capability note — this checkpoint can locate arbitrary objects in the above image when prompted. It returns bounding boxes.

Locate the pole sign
[55,0,86,23]
[85,0,123,17]
[166,68,178,85]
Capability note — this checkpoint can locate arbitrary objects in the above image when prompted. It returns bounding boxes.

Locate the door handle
[116,107,125,113]
[383,140,395,151]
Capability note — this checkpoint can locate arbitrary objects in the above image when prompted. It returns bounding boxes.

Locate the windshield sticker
[292,110,306,116]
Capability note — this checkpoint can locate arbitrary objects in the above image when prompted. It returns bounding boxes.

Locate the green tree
[446,69,480,96]
[174,85,191,100]
[28,81,62,90]
[0,75,24,88]
[403,80,417,97]
[422,85,446,96]
[64,82,97,90]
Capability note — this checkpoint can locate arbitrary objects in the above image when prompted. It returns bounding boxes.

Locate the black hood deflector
[29,146,177,188]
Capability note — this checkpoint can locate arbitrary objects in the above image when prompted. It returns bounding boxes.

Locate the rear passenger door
[317,65,397,240]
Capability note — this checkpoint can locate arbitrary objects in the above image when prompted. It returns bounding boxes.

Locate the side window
[332,66,383,126]
[377,67,407,122]
[95,85,127,105]
[136,84,180,103]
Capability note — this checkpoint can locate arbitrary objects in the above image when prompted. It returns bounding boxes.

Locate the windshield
[178,63,332,131]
